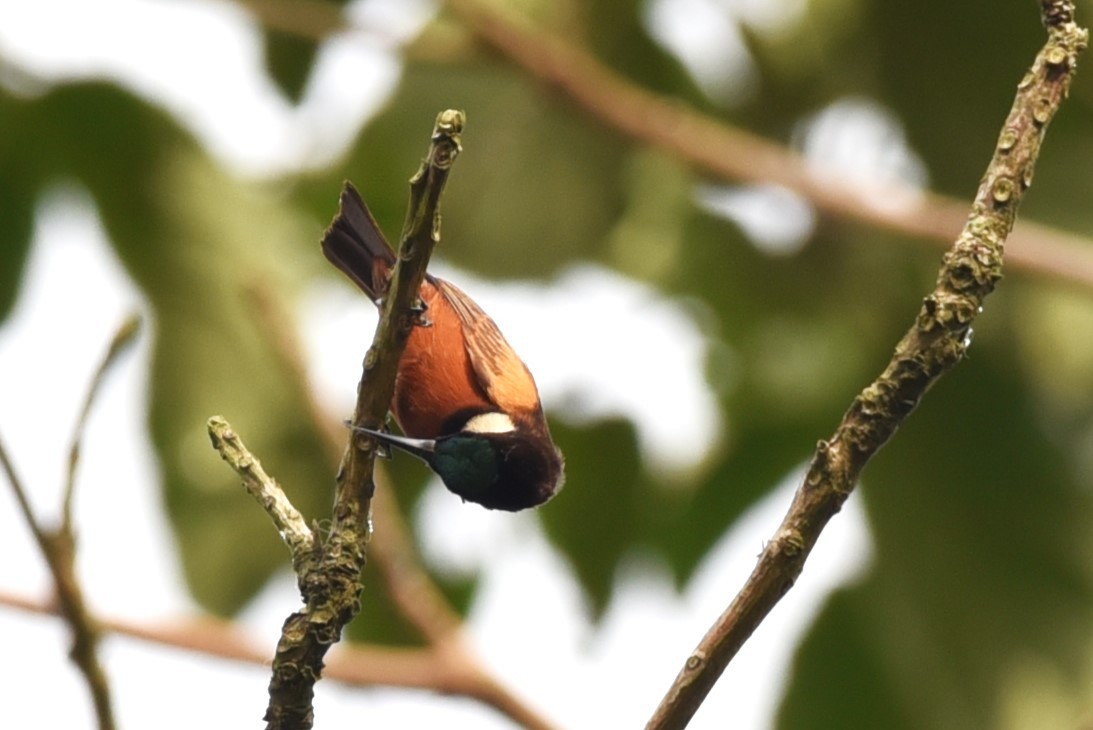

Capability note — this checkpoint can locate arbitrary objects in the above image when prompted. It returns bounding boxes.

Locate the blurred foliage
[265,28,321,102]
[4,0,1093,727]
[541,418,655,616]
[354,64,629,277]
[0,82,336,612]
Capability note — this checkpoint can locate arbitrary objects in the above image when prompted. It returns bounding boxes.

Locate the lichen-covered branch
[244,281,467,645]
[258,110,464,730]
[646,3,1088,728]
[243,252,556,727]
[207,416,318,576]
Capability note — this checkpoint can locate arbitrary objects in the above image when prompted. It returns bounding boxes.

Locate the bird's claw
[344,418,393,459]
[410,298,432,328]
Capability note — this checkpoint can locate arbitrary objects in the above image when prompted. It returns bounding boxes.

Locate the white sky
[0,1,874,728]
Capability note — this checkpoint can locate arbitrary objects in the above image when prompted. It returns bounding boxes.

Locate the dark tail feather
[321,182,397,301]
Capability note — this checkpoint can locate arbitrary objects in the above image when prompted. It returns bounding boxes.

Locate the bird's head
[355,412,564,511]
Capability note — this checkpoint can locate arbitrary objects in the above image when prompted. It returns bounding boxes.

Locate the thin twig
[62,312,141,532]
[245,267,555,727]
[260,110,464,730]
[646,3,1087,728]
[0,314,143,730]
[1,434,43,542]
[0,588,553,728]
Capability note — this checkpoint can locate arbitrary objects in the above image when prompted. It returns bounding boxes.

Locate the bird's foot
[344,418,393,459]
[410,298,432,328]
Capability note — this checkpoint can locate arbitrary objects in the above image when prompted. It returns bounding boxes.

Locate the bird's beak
[351,426,437,463]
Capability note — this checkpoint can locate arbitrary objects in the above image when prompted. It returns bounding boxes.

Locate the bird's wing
[433,278,542,412]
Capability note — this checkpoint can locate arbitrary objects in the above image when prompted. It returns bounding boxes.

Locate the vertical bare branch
[243,236,556,728]
[252,110,464,730]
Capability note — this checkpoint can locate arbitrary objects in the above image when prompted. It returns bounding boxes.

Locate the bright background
[3,1,1093,728]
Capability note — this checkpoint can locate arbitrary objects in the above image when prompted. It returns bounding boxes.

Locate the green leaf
[264,29,319,103]
[775,587,911,729]
[540,418,655,617]
[0,86,39,322]
[0,171,35,321]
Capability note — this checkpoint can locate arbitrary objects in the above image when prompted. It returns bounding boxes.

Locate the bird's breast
[392,281,492,438]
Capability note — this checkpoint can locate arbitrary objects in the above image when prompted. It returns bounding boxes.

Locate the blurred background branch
[0,314,141,730]
[233,0,1093,294]
[0,587,553,729]
[440,0,1093,292]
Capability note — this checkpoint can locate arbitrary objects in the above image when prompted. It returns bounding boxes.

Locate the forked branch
[208,110,465,730]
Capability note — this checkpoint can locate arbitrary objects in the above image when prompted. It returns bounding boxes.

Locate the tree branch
[440,0,1093,293]
[0,313,141,730]
[207,416,318,576]
[0,589,552,729]
[646,3,1088,728]
[251,109,464,730]
[245,281,467,644]
[244,281,468,645]
[230,0,1093,291]
[243,242,556,726]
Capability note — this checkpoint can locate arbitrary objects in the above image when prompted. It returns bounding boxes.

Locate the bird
[321,181,565,511]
